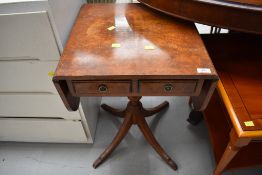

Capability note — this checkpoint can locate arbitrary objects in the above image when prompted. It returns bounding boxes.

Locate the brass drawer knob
[98,84,108,92]
[164,84,173,92]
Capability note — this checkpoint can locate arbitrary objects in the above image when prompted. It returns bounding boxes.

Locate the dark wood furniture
[138,0,262,35]
[136,1,262,174]
[202,33,262,175]
[53,3,218,170]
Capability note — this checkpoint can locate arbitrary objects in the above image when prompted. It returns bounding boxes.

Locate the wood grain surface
[54,3,217,80]
[138,0,262,34]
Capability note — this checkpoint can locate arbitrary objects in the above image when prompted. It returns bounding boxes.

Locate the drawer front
[0,12,60,61]
[0,61,57,93]
[72,81,131,96]
[139,80,198,96]
[0,94,81,120]
[0,118,88,143]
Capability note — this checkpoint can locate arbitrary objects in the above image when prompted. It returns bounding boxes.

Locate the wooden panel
[72,80,131,96]
[0,61,58,93]
[139,80,198,96]
[203,89,232,164]
[0,118,88,143]
[0,12,60,61]
[191,79,217,111]
[53,79,80,111]
[203,89,262,170]
[0,94,81,120]
[202,33,262,131]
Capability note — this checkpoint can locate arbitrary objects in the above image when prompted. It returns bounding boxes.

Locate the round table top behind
[138,0,262,34]
[227,0,261,6]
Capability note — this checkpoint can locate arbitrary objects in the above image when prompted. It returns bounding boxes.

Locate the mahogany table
[53,3,218,170]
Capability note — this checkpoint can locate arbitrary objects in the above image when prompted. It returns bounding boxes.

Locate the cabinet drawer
[0,12,60,61]
[139,80,199,96]
[0,61,58,93]
[0,118,88,143]
[72,80,132,96]
[0,94,81,120]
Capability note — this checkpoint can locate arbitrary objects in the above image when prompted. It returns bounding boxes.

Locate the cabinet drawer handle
[164,84,173,92]
[98,84,108,93]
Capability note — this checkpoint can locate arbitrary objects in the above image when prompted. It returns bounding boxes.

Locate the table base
[93,96,178,170]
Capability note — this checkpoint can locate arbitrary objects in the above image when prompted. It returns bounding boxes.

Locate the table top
[54,3,217,80]
[226,0,262,5]
[138,0,262,34]
[203,33,262,132]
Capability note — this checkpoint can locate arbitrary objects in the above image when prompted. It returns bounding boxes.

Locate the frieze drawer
[139,80,200,96]
[72,80,132,96]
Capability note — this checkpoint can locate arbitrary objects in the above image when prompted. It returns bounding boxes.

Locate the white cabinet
[0,119,88,143]
[0,61,58,93]
[0,0,101,143]
[0,94,81,119]
[0,12,60,61]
